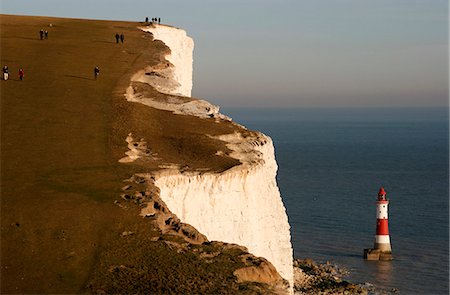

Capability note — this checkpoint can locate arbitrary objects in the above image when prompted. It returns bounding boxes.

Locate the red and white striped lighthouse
[374,187,392,253]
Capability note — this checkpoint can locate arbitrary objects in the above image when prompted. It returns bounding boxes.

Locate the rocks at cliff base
[293,258,368,295]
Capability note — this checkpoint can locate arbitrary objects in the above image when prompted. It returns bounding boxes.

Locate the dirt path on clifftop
[1,15,259,294]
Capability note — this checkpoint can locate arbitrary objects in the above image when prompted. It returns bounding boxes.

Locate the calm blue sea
[223,107,449,295]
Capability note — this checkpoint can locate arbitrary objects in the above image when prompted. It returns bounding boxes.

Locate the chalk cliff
[140,25,193,97]
[125,24,294,291]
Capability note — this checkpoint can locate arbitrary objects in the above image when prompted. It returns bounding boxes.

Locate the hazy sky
[2,0,448,108]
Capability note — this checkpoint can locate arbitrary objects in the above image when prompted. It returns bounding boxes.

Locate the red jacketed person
[18,68,24,81]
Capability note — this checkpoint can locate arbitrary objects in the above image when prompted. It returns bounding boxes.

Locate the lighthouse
[364,187,393,261]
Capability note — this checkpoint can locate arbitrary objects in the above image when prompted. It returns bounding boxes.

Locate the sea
[223,107,449,295]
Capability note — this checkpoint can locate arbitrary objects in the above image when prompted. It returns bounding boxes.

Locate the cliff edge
[124,24,294,292]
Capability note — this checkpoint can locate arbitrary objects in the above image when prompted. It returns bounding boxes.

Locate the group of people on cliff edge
[145,17,161,24]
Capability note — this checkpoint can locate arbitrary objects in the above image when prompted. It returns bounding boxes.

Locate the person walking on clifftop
[94,66,100,80]
[3,65,9,80]
[115,33,120,43]
[120,33,124,43]
[18,68,24,81]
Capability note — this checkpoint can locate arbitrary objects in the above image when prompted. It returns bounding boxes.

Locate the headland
[1,14,366,294]
[1,14,291,294]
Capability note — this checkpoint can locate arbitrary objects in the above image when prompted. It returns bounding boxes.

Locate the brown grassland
[0,14,276,294]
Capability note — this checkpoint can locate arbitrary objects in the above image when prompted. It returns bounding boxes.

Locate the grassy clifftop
[1,15,282,294]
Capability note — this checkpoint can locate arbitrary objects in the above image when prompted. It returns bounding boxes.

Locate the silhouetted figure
[94,66,100,80]
[115,33,120,43]
[120,33,124,43]
[3,65,9,80]
[39,29,44,40]
[145,17,149,23]
[18,68,24,81]
[158,17,161,24]
[44,30,48,39]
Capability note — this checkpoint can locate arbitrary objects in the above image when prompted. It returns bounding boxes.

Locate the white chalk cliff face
[127,24,230,120]
[151,134,294,291]
[141,25,193,97]
[125,24,294,291]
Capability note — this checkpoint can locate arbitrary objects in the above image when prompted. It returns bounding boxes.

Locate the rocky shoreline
[294,258,367,295]
[293,259,401,295]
